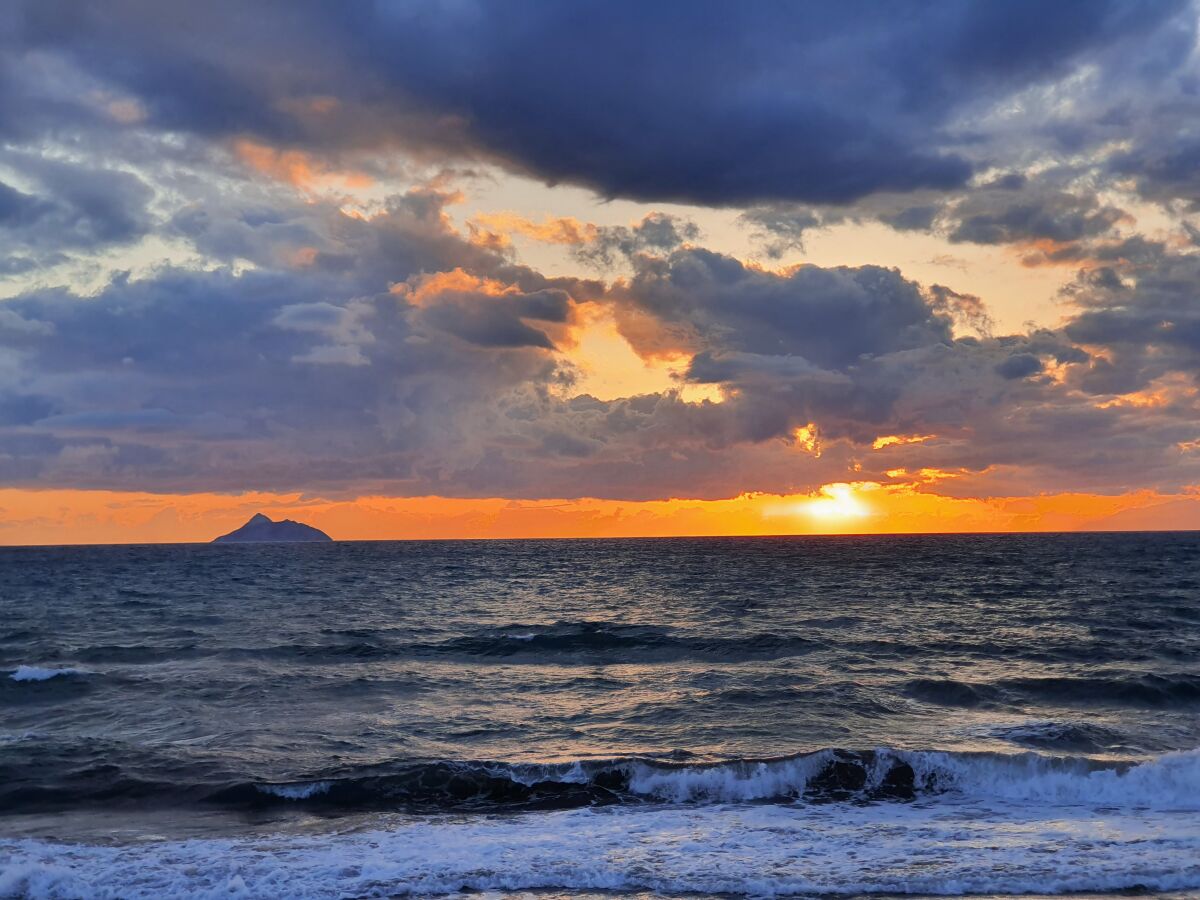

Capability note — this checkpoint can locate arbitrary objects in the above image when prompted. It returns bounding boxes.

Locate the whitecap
[8,665,87,682]
[255,781,333,800]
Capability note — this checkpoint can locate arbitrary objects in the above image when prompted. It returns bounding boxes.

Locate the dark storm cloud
[2,0,1200,502]
[7,0,1191,207]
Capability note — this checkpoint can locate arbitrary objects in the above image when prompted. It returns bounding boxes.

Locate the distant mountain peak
[212,513,332,544]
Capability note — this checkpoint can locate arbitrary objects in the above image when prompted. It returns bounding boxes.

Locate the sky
[4,1,1200,543]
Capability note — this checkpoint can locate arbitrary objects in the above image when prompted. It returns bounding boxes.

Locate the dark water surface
[1,534,1198,897]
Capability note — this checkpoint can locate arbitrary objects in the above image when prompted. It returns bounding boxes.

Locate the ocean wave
[7,666,88,682]
[4,799,1200,898]
[1000,672,1200,706]
[218,747,1200,813]
[412,621,822,661]
[987,720,1134,753]
[4,744,1198,815]
[255,781,333,800]
[905,671,1200,709]
[904,677,1005,708]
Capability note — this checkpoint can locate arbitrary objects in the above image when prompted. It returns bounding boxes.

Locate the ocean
[1,533,1198,899]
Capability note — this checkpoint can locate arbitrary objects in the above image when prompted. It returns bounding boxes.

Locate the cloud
[995,353,1044,380]
[942,181,1128,248]
[574,213,701,270]
[926,284,993,338]
[0,152,154,267]
[4,224,1200,500]
[8,0,1192,207]
[469,213,599,248]
[1062,248,1200,396]
[738,207,824,259]
[615,249,954,368]
[3,0,1200,512]
[738,169,1135,266]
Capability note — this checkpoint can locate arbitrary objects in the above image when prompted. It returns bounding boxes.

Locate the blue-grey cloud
[0,154,153,268]
[575,213,701,270]
[944,185,1127,247]
[4,224,1199,499]
[7,0,1192,206]
[617,249,954,368]
[2,0,1200,504]
[995,353,1044,380]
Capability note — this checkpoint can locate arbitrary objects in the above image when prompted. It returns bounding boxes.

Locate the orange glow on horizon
[773,482,872,522]
[3,485,1200,546]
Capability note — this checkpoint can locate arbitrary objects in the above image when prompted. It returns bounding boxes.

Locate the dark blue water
[1,534,1198,898]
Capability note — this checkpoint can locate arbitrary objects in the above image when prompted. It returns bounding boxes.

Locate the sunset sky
[4,1,1200,543]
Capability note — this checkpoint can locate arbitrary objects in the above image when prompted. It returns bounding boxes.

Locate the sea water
[1,534,1198,898]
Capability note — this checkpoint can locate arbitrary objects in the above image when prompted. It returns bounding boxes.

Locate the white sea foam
[2,798,1199,899]
[624,750,835,802]
[255,781,333,800]
[253,748,1200,811]
[899,747,1200,810]
[542,748,1200,809]
[8,666,86,682]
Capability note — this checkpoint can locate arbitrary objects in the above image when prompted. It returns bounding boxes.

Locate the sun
[800,483,872,522]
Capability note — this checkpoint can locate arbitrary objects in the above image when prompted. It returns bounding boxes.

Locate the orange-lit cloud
[564,305,724,402]
[390,270,718,395]
[873,433,935,450]
[3,485,1199,546]
[1096,372,1199,410]
[884,467,962,484]
[793,424,821,456]
[232,139,373,193]
[470,212,600,247]
[394,268,516,306]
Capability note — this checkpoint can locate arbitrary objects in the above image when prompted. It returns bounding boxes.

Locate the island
[212,513,333,543]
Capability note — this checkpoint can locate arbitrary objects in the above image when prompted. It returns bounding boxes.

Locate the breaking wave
[7,666,88,683]
[6,745,1196,815]
[234,747,1200,812]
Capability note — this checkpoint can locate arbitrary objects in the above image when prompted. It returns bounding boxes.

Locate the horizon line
[5,526,1199,549]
